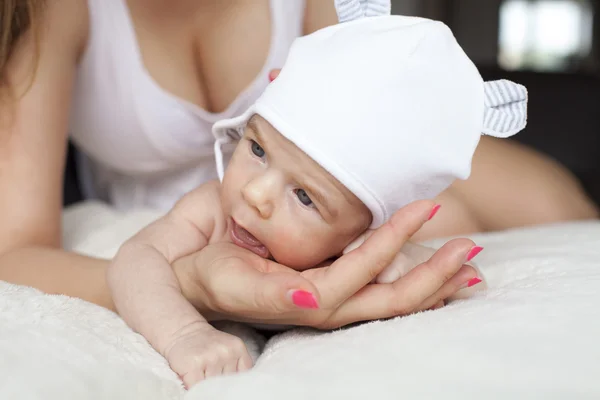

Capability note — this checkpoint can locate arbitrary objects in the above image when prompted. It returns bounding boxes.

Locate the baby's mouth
[229,218,270,259]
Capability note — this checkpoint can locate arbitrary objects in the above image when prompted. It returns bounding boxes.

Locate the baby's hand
[343,232,437,283]
[165,322,253,389]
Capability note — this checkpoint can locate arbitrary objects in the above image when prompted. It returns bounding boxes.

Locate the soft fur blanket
[1,201,599,399]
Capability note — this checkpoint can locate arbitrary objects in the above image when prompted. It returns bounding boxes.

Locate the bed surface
[1,201,599,400]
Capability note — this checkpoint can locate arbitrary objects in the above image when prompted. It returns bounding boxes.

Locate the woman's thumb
[255,272,321,312]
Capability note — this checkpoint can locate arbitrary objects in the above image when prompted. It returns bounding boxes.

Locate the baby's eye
[250,140,265,158]
[295,189,313,207]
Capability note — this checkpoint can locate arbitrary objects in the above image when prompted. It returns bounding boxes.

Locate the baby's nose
[242,176,277,219]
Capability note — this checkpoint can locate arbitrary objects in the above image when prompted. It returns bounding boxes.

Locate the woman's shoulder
[42,0,89,62]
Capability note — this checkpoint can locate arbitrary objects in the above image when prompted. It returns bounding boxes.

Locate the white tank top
[69,0,306,212]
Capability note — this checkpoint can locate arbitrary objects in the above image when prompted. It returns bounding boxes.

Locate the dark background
[391,0,600,206]
[63,0,600,207]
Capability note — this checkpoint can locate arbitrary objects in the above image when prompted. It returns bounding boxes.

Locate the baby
[108,3,528,388]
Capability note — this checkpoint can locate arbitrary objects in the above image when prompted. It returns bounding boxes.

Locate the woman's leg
[414,136,599,242]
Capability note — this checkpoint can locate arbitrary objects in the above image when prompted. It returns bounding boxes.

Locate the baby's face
[221,115,372,270]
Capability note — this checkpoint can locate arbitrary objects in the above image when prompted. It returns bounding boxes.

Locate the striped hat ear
[363,0,391,17]
[334,0,391,23]
[482,80,528,138]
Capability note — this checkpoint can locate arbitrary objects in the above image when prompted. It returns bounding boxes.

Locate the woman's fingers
[430,301,445,310]
[315,200,437,307]
[322,238,476,328]
[268,69,281,82]
[414,264,478,312]
[395,239,477,308]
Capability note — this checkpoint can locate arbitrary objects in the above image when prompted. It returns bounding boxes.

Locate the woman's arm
[0,248,113,309]
[0,0,116,309]
[414,136,599,241]
[457,136,599,228]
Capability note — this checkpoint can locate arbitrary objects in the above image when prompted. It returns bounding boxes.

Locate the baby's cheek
[268,226,332,267]
[270,225,311,252]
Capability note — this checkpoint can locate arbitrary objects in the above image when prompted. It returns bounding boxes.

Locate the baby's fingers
[237,352,254,373]
[222,360,237,375]
[221,348,253,375]
[182,369,206,390]
[204,360,223,379]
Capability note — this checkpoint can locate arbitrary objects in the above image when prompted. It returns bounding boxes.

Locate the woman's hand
[173,201,482,329]
[268,69,281,82]
[343,230,485,308]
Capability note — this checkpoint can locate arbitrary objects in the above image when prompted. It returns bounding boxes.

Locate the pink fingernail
[427,204,441,221]
[466,246,484,262]
[268,71,277,82]
[466,277,482,287]
[289,290,319,309]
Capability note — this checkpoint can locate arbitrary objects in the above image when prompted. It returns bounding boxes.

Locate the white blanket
[1,201,599,399]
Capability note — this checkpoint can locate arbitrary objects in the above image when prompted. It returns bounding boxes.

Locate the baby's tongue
[235,224,262,247]
[231,220,269,258]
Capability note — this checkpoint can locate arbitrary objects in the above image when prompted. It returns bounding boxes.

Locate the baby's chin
[268,246,337,271]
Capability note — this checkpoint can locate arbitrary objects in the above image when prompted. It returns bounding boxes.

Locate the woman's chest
[127,0,274,113]
[70,0,305,177]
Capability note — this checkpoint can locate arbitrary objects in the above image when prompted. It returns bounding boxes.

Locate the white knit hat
[213,4,528,228]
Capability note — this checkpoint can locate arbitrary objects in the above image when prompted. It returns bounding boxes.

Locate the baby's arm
[107,181,251,386]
